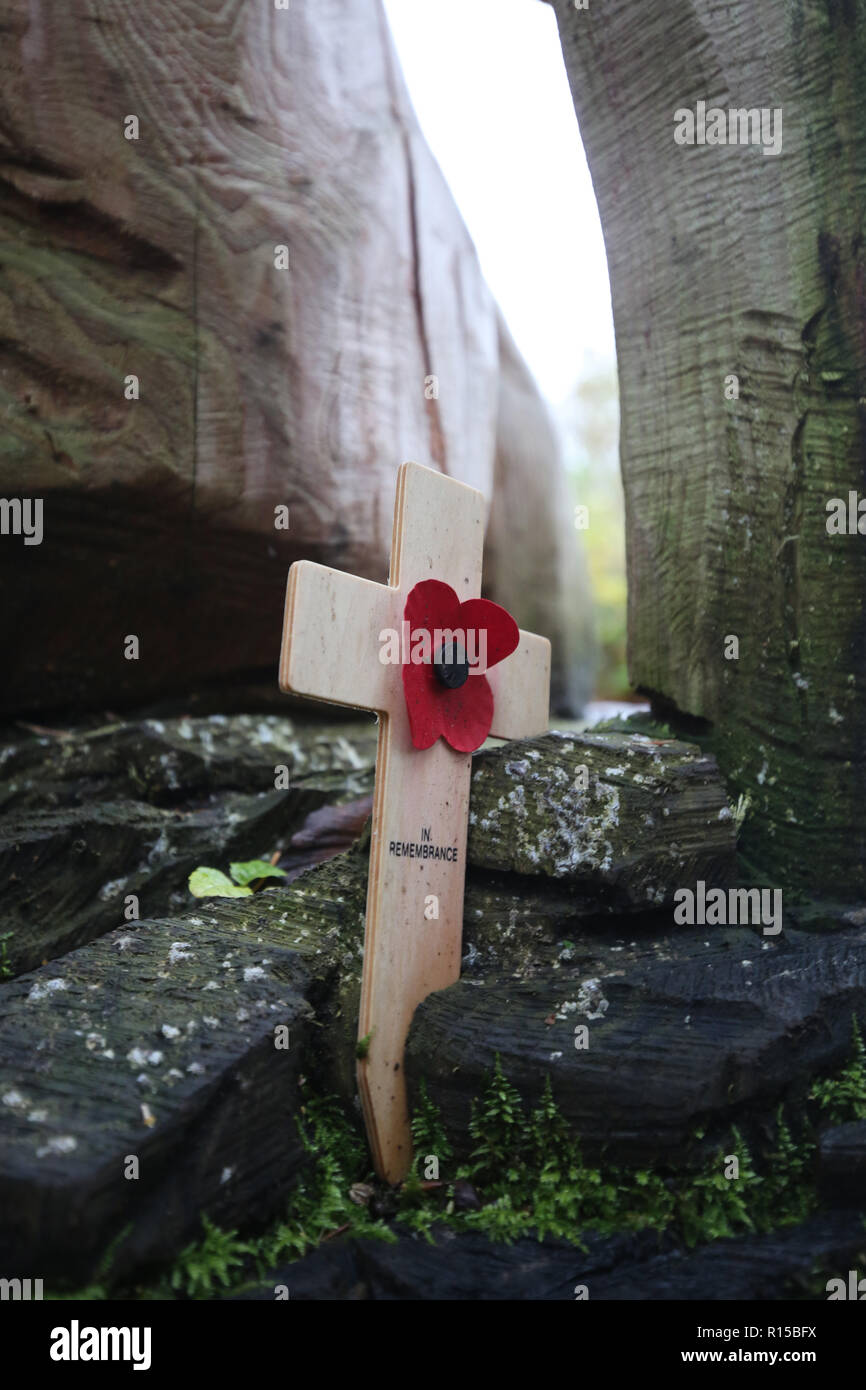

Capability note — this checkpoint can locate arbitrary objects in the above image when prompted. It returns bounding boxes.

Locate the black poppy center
[434,639,470,689]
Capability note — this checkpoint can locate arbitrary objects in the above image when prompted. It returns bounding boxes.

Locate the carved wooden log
[469,731,737,906]
[546,0,866,894]
[237,1210,866,1301]
[0,0,591,715]
[0,714,376,974]
[406,924,866,1167]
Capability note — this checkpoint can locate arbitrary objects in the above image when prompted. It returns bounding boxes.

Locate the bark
[0,0,591,715]
[546,0,866,896]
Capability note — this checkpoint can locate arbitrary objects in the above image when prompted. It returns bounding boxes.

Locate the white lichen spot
[243,966,267,982]
[168,942,192,965]
[161,1024,182,1040]
[27,978,67,1003]
[36,1135,77,1158]
[220,1166,234,1184]
[2,1089,26,1109]
[574,978,609,1020]
[127,1047,163,1067]
[98,877,128,902]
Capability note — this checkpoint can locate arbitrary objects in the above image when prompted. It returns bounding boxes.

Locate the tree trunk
[547,0,866,898]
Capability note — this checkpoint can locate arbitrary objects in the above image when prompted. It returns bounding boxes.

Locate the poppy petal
[401,581,516,753]
[402,660,442,749]
[458,598,520,671]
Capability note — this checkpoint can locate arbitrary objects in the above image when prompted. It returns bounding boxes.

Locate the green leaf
[229,859,287,886]
[188,867,253,898]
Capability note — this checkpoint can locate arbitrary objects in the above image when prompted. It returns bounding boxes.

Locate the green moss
[49,1026,866,1299]
[810,1016,866,1123]
[170,1216,255,1298]
[397,1063,816,1249]
[410,1078,453,1170]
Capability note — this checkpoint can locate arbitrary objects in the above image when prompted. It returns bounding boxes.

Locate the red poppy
[401,579,520,752]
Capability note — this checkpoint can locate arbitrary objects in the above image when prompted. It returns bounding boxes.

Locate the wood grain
[0,0,591,714]
[548,0,866,895]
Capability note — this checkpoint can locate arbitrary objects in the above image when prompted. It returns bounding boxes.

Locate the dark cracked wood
[406,924,866,1167]
[0,916,316,1284]
[0,714,376,975]
[235,1209,866,1301]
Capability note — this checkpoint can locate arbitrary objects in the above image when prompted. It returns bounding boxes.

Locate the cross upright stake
[279,461,550,1183]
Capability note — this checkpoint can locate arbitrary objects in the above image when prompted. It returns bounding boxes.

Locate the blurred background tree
[557,363,627,701]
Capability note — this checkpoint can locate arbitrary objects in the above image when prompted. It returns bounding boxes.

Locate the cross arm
[487,630,550,740]
[279,560,397,714]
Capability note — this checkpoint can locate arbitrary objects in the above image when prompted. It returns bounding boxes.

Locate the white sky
[383,0,615,406]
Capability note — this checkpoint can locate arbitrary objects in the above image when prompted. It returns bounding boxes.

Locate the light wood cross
[279,461,550,1183]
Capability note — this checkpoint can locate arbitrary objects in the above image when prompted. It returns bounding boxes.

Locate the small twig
[321,1223,350,1243]
[14,720,74,739]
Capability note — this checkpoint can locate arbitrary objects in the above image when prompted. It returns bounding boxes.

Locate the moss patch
[48,1017,866,1300]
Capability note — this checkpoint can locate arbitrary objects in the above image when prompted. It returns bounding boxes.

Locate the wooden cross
[279,461,550,1183]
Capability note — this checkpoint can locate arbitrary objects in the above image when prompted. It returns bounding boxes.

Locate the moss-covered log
[0,714,377,815]
[469,731,737,906]
[547,0,866,895]
[0,714,376,975]
[0,915,316,1284]
[406,922,866,1166]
